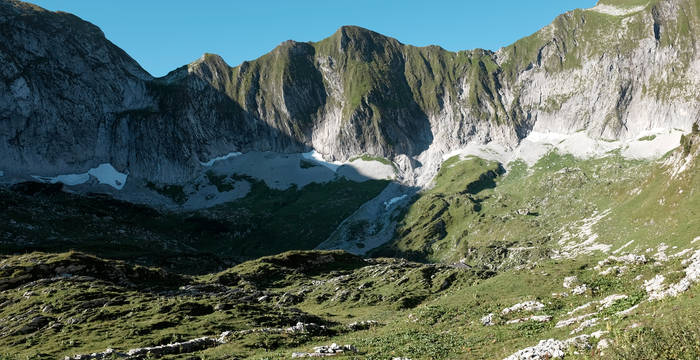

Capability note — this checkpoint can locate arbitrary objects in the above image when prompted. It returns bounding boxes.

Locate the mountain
[1,0,700,358]
[1,0,698,184]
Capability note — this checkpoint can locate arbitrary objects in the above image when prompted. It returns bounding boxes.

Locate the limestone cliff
[0,0,698,183]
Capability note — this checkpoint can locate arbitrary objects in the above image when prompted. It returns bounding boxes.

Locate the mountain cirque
[0,0,698,184]
[0,0,699,359]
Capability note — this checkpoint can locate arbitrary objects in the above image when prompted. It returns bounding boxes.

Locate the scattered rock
[64,348,121,360]
[347,320,380,331]
[562,276,578,289]
[14,316,53,335]
[292,343,357,358]
[596,338,611,350]
[506,315,552,324]
[571,284,588,295]
[645,250,700,300]
[481,313,495,326]
[502,301,545,315]
[570,317,599,334]
[503,331,607,360]
[556,312,597,328]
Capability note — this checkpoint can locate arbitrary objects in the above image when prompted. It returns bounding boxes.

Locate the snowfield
[447,128,685,169]
[199,151,242,167]
[32,163,128,190]
[302,150,343,172]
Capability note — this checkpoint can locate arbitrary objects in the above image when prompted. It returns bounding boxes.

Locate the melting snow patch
[32,173,90,186]
[31,163,128,190]
[384,195,408,210]
[302,151,343,172]
[87,164,128,190]
[200,151,242,167]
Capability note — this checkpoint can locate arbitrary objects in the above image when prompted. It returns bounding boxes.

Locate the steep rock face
[498,0,700,139]
[0,1,151,176]
[0,0,698,183]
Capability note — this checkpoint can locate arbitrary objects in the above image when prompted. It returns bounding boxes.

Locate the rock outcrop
[1,0,698,185]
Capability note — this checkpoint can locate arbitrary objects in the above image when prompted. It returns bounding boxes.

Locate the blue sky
[31,0,597,77]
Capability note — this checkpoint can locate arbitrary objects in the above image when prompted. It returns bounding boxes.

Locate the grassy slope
[1,135,696,359]
[0,178,388,274]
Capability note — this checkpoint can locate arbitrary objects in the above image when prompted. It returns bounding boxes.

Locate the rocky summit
[0,0,699,358]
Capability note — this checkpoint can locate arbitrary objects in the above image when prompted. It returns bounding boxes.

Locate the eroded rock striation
[1,0,698,185]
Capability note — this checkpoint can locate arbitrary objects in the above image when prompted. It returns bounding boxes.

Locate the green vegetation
[608,315,700,359]
[637,134,657,141]
[380,134,699,270]
[205,170,235,192]
[300,159,320,169]
[205,177,389,258]
[146,181,187,205]
[349,154,394,167]
[0,137,698,359]
[1,177,387,274]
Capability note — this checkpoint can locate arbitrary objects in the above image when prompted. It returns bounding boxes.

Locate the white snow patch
[87,164,128,190]
[442,142,511,164]
[384,195,408,210]
[200,151,242,167]
[31,163,128,190]
[692,236,700,244]
[32,173,90,186]
[509,128,685,166]
[343,158,396,181]
[302,151,343,172]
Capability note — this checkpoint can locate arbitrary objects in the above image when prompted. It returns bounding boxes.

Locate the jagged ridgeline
[1,0,698,181]
[1,0,700,358]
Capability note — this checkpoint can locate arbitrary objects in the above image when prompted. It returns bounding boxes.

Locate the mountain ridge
[0,0,698,185]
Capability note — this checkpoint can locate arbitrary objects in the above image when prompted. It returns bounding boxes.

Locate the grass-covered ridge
[379,133,699,268]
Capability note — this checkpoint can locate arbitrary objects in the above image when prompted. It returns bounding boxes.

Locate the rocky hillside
[1,0,698,184]
[0,132,696,359]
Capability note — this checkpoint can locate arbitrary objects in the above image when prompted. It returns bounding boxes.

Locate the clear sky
[30,0,597,77]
